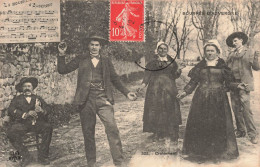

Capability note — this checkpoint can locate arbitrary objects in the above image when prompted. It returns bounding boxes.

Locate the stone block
[1,64,10,78]
[35,63,42,70]
[23,68,30,76]
[4,86,12,96]
[21,62,30,68]
[0,88,4,98]
[31,58,37,63]
[9,64,16,77]
[17,55,24,62]
[7,78,15,85]
[4,100,11,109]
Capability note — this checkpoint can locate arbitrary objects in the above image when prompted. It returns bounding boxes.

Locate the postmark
[134,19,183,71]
[109,0,145,42]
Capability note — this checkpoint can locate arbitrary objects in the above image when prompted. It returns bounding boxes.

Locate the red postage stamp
[110,0,145,42]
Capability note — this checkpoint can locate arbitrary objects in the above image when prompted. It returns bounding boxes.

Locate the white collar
[236,46,244,53]
[205,57,219,66]
[158,56,168,62]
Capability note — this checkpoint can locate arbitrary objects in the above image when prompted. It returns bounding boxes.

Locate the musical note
[40,33,47,37]
[48,26,57,30]
[7,10,12,14]
[45,10,55,14]
[26,11,32,15]
[28,34,37,39]
[0,3,60,43]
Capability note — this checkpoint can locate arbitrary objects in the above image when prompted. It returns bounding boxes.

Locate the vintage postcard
[0,0,259,167]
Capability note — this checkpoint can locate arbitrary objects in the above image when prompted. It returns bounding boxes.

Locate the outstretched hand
[176,91,186,99]
[127,92,137,101]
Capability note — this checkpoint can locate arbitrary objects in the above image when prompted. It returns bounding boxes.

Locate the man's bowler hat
[226,32,248,47]
[15,77,38,92]
[84,35,109,46]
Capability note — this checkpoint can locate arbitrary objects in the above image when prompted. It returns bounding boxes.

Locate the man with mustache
[6,77,53,167]
[226,32,260,144]
[57,35,137,167]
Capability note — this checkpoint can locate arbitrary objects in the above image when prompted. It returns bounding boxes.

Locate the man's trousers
[7,120,53,159]
[230,89,257,138]
[79,89,124,166]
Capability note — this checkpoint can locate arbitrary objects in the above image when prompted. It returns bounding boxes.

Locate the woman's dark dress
[182,58,239,159]
[142,55,181,139]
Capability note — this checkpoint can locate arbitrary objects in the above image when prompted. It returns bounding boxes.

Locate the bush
[47,103,77,128]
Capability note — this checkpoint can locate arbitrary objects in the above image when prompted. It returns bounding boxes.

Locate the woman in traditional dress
[177,40,239,161]
[138,42,182,152]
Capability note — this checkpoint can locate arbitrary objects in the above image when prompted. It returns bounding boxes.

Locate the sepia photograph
[0,0,259,167]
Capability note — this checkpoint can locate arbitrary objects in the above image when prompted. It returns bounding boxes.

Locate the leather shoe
[38,158,50,165]
[235,131,246,138]
[250,137,258,144]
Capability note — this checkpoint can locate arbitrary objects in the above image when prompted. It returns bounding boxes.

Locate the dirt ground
[1,68,260,167]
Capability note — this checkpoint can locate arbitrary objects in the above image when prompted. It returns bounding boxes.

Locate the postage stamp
[110,0,145,42]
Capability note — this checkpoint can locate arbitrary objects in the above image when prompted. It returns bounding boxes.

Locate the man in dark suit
[226,32,259,144]
[7,77,53,167]
[57,35,137,167]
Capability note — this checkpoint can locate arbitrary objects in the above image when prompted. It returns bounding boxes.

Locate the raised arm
[57,56,80,74]
[57,42,80,74]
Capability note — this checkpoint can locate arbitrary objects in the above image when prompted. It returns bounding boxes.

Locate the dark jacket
[8,94,50,123]
[226,47,260,91]
[57,53,130,105]
[184,58,238,94]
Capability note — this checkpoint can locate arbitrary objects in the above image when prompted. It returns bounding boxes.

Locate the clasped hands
[23,99,45,119]
[237,83,249,90]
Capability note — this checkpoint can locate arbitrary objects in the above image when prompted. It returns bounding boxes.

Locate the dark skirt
[143,74,181,138]
[182,87,239,159]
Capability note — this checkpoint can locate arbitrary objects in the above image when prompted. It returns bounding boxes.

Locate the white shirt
[25,97,31,103]
[22,94,32,119]
[91,57,100,68]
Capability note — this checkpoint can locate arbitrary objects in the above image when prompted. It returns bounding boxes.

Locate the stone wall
[0,52,144,112]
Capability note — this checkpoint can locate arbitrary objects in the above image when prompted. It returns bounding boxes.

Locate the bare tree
[225,0,260,47]
[190,0,221,57]
[155,1,193,59]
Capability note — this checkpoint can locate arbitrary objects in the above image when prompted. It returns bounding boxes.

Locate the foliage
[47,103,77,128]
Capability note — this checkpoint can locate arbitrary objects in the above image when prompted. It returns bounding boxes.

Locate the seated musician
[6,77,53,167]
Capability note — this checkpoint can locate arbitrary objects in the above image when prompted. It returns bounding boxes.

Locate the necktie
[90,54,100,60]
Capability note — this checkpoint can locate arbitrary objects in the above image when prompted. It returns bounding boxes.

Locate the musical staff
[2,18,58,23]
[0,26,58,31]
[0,10,58,15]
[0,32,59,39]
[0,0,60,43]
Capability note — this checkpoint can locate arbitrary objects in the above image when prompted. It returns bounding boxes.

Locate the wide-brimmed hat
[226,32,248,47]
[83,35,109,46]
[15,77,38,92]
[203,39,222,54]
